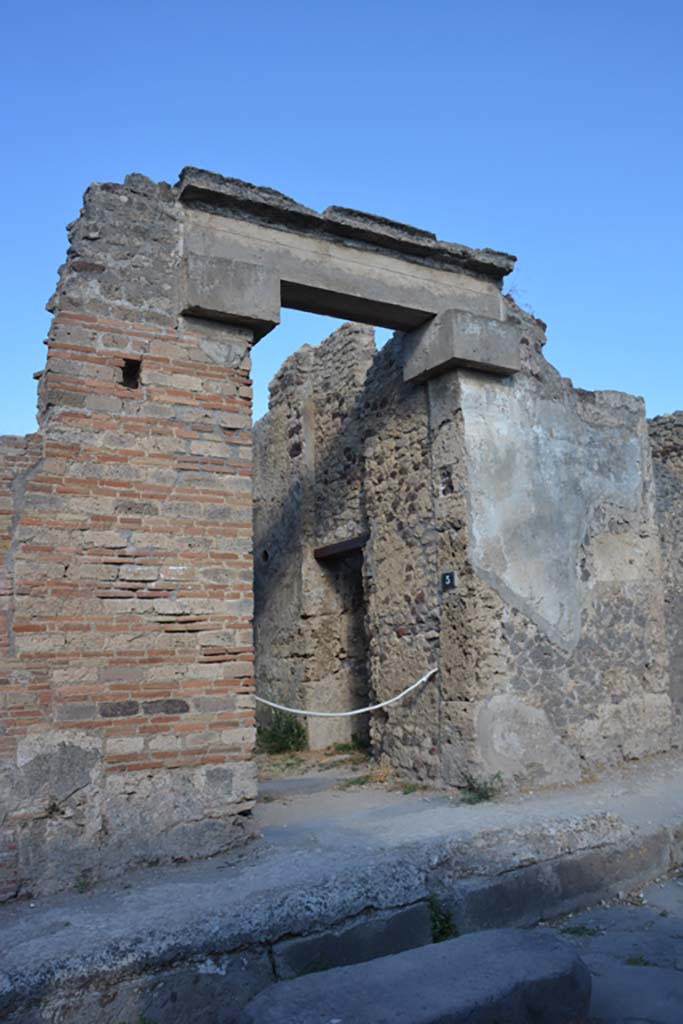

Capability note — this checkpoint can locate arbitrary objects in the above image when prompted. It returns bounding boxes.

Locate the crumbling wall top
[176,167,516,282]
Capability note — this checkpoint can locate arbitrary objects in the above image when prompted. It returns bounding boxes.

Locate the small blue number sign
[441,571,455,592]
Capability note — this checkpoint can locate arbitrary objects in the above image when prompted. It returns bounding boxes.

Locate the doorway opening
[252,313,388,789]
[306,544,371,750]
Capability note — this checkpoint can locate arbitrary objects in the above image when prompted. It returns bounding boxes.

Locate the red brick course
[0,303,257,897]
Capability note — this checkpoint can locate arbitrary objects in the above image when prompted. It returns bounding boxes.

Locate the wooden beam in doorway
[314,533,370,561]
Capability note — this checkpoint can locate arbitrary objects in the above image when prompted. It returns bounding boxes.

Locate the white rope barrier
[253,667,437,718]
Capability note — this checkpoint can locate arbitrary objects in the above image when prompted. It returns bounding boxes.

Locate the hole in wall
[121,358,141,389]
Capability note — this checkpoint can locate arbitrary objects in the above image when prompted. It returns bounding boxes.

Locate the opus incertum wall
[0,169,521,898]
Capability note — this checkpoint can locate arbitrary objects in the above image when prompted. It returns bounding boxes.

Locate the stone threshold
[2,752,682,1023]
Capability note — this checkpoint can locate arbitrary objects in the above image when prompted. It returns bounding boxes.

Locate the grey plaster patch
[460,373,644,650]
[478,694,582,785]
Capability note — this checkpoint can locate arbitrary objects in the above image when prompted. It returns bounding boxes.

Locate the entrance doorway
[253,316,382,768]
[306,545,371,750]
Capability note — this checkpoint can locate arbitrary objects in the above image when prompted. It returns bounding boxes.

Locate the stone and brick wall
[0,432,43,898]
[254,305,674,788]
[3,165,680,898]
[0,175,257,898]
[650,412,683,746]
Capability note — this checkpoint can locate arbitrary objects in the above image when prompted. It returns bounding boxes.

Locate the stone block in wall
[181,253,280,339]
[403,308,520,381]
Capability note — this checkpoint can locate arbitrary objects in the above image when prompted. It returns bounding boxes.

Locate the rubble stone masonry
[650,412,683,745]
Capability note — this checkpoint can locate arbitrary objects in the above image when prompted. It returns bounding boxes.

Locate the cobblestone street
[544,875,683,1023]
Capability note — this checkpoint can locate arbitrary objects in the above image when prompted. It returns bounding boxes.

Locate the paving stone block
[241,928,591,1024]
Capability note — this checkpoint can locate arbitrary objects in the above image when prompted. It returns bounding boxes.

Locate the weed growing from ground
[625,955,652,967]
[429,897,456,943]
[459,770,503,804]
[330,735,370,755]
[336,773,372,790]
[256,710,307,754]
[331,742,355,754]
[560,924,601,937]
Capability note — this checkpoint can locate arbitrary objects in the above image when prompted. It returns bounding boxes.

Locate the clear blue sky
[2,0,681,432]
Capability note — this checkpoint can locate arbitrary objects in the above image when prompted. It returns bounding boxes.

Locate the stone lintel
[180,253,280,340]
[403,309,521,382]
[280,281,433,332]
[176,167,516,283]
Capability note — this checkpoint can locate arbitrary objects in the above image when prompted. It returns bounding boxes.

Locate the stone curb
[437,826,675,934]
[1,814,680,1022]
